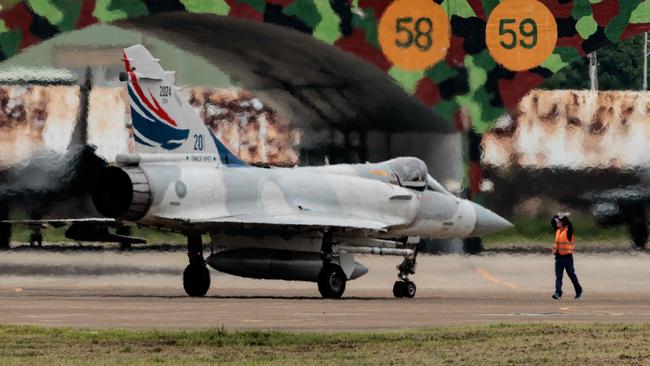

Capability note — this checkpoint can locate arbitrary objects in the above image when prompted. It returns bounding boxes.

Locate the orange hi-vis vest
[553,228,574,255]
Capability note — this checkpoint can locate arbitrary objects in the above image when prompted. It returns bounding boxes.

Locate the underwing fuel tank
[206,248,368,282]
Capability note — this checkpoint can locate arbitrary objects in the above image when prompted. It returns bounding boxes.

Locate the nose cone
[470,202,513,236]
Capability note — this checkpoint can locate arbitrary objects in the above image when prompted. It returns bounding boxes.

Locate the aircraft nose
[470,201,513,236]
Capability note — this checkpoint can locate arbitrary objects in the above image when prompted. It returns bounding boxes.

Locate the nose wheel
[183,234,210,297]
[393,280,416,298]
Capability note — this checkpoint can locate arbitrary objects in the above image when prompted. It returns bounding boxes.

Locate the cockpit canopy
[388,157,428,190]
[384,157,452,195]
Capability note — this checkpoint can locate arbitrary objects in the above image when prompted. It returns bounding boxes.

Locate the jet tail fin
[121,44,245,165]
[68,67,91,148]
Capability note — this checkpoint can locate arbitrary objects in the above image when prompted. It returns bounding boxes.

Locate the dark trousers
[555,254,582,296]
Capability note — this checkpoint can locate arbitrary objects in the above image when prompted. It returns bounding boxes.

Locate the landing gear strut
[183,234,210,297]
[29,228,43,248]
[393,244,418,298]
[116,225,132,251]
[627,207,648,249]
[318,231,347,299]
[628,221,648,250]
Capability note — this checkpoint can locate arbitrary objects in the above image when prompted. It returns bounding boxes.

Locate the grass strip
[0,323,649,365]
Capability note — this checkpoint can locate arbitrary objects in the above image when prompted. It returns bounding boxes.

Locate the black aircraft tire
[318,264,347,299]
[629,222,648,249]
[0,223,9,249]
[626,206,648,249]
[183,264,210,297]
[393,281,405,298]
[463,237,484,255]
[404,281,416,298]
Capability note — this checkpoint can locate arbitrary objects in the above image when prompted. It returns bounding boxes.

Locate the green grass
[0,323,649,365]
[484,214,629,246]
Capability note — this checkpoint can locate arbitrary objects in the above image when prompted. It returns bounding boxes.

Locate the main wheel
[0,222,10,249]
[393,281,405,298]
[183,264,210,297]
[628,221,648,249]
[463,237,483,255]
[318,264,347,299]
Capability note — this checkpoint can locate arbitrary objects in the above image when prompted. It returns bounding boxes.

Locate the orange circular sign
[485,0,557,71]
[378,0,451,71]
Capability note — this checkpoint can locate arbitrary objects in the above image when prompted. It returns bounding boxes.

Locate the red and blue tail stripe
[128,84,189,150]
[123,54,189,150]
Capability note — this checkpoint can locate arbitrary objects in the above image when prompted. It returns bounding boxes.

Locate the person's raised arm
[566,220,574,241]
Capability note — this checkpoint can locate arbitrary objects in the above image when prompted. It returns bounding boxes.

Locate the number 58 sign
[485,0,557,71]
[378,0,450,71]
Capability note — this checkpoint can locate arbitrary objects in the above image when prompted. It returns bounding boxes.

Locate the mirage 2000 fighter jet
[91,45,512,299]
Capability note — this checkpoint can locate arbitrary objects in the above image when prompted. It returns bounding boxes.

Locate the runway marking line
[473,267,519,289]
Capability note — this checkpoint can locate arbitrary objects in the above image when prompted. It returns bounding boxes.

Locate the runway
[1,249,649,330]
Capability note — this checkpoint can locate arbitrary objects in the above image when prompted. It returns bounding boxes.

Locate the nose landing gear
[393,246,418,298]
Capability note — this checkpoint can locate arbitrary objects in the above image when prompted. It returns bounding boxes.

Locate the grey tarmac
[0,248,649,330]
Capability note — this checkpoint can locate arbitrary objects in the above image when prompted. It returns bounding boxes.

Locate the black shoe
[552,292,562,299]
[575,291,582,299]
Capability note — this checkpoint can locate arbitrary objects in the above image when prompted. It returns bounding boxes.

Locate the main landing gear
[393,249,417,298]
[29,227,43,248]
[183,234,210,297]
[318,264,347,299]
[627,207,648,250]
[318,231,347,299]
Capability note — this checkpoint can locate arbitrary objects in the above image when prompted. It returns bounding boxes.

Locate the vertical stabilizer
[68,67,91,148]
[121,44,245,165]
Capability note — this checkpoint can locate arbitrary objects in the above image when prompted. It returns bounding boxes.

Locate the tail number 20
[193,134,204,151]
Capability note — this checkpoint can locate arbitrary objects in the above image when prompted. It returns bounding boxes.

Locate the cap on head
[556,212,571,226]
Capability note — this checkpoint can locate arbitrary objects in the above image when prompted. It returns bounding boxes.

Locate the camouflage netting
[0,1,649,133]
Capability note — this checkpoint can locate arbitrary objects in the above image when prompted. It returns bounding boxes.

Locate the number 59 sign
[378,0,450,71]
[485,0,557,71]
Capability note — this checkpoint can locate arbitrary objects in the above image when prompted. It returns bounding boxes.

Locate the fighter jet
[0,68,144,249]
[579,172,650,249]
[91,45,512,298]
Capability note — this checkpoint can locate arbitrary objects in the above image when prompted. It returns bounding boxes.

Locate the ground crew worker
[551,213,582,299]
